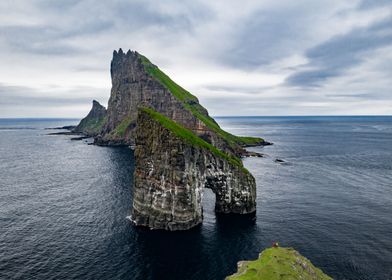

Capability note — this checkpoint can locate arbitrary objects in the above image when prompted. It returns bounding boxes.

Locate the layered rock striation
[130,108,256,230]
[74,100,107,136]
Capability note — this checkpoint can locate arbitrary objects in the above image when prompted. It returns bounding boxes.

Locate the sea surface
[0,116,391,280]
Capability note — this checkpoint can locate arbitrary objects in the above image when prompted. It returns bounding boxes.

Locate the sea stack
[93,49,267,155]
[74,100,106,136]
[76,49,267,230]
[130,108,256,230]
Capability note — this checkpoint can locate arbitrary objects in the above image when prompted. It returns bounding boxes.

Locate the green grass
[138,55,264,148]
[142,107,248,172]
[139,55,198,104]
[112,115,133,137]
[226,247,332,280]
[236,136,267,146]
[77,116,106,135]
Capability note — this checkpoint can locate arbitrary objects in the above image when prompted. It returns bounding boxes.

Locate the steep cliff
[94,49,268,155]
[130,108,256,230]
[74,100,107,136]
[73,49,267,231]
[226,247,332,280]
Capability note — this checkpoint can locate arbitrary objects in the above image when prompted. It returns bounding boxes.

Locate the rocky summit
[130,108,256,230]
[78,49,269,155]
[75,49,267,231]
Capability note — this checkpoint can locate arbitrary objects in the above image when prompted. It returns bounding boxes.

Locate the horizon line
[1,115,392,120]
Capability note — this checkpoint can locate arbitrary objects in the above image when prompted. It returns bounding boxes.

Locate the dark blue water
[0,117,391,280]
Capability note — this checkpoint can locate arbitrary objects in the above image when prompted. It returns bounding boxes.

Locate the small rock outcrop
[226,247,332,280]
[74,100,107,136]
[130,108,256,230]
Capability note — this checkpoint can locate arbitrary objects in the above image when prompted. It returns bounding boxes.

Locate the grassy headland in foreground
[226,247,332,280]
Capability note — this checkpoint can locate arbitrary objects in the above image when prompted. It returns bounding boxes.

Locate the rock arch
[130,109,256,231]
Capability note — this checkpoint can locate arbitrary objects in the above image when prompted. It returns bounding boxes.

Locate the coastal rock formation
[73,49,269,231]
[94,49,268,155]
[74,100,107,136]
[130,108,256,230]
[226,247,332,280]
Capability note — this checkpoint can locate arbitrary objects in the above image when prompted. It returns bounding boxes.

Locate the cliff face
[73,49,267,231]
[94,49,267,155]
[74,100,107,136]
[130,108,256,231]
[96,49,205,146]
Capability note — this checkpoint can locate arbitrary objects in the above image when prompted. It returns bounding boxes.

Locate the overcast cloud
[0,0,391,117]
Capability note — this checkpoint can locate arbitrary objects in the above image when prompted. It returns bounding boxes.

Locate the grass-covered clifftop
[138,54,265,148]
[142,107,248,172]
[226,247,332,280]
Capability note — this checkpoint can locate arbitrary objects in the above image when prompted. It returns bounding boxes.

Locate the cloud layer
[0,0,391,117]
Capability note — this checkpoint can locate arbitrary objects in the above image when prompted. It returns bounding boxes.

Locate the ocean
[0,116,391,280]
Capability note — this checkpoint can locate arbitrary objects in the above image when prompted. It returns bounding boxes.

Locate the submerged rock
[70,136,91,141]
[47,131,80,136]
[226,247,332,280]
[130,108,256,231]
[45,125,76,130]
[244,151,264,158]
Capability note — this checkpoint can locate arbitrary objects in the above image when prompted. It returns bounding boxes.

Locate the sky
[0,0,391,117]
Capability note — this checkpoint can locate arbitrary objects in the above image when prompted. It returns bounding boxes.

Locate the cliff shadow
[132,225,212,280]
[203,188,256,230]
[215,211,256,230]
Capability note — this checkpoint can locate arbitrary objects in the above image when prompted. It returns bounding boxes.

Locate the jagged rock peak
[112,48,139,60]
[89,100,106,115]
[74,100,107,136]
[98,48,210,147]
[110,49,143,79]
[92,99,103,107]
